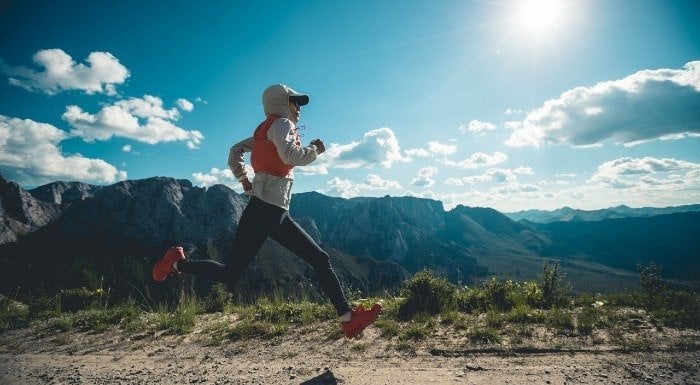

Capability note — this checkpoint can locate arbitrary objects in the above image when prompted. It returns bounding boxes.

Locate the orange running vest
[251,115,301,177]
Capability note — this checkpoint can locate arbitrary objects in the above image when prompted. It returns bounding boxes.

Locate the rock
[466,363,484,371]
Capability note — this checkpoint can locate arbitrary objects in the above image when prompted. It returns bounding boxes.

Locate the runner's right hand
[242,178,252,192]
[311,139,325,154]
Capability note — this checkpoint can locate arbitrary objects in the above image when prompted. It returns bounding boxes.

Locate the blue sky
[1,0,699,211]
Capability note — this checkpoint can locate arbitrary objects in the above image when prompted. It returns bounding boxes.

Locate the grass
[469,326,501,344]
[1,267,698,355]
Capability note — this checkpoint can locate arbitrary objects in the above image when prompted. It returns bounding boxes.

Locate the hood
[262,84,309,119]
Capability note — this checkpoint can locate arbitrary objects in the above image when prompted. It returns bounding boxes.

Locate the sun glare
[516,0,565,36]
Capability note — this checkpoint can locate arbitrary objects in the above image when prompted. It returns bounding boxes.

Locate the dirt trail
[1,319,699,384]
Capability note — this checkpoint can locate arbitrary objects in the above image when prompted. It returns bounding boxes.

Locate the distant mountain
[505,204,700,223]
[1,175,699,300]
[28,180,102,205]
[527,213,700,281]
[0,174,62,244]
[0,177,408,302]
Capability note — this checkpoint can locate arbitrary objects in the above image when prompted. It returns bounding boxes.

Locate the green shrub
[397,270,456,320]
[545,308,575,335]
[637,262,667,308]
[485,309,504,328]
[482,278,517,311]
[650,290,700,329]
[374,318,400,337]
[455,287,488,313]
[58,287,106,312]
[469,327,501,344]
[537,262,571,309]
[156,296,200,334]
[203,283,233,313]
[507,304,545,324]
[399,322,430,341]
[576,306,601,335]
[0,296,30,331]
[254,299,335,325]
[51,315,74,332]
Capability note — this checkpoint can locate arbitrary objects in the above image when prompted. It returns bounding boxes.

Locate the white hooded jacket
[227,84,318,210]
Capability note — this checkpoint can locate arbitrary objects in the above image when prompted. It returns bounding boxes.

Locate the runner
[152,84,380,339]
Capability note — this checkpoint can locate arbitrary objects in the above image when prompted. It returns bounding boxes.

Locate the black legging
[178,196,351,316]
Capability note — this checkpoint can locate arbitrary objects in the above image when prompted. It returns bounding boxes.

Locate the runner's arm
[228,137,254,181]
[269,119,318,167]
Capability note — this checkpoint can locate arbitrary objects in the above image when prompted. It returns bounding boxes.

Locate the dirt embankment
[1,315,699,384]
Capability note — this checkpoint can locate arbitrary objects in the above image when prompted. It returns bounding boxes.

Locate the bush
[455,287,488,313]
[545,308,575,335]
[203,283,233,313]
[0,295,30,331]
[537,262,571,309]
[507,304,545,324]
[650,290,700,329]
[397,270,456,321]
[576,306,601,335]
[254,299,335,325]
[469,327,501,344]
[59,287,106,312]
[156,296,200,334]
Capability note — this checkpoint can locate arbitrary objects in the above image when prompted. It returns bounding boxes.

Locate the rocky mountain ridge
[505,204,700,223]
[1,175,699,299]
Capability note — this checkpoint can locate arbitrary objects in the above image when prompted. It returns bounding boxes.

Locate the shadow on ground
[300,370,338,384]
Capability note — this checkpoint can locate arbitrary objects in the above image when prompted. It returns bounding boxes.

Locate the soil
[1,314,699,384]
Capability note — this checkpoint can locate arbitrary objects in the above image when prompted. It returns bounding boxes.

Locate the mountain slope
[531,212,700,280]
[2,176,699,297]
[506,204,700,223]
[0,174,62,244]
[0,177,408,301]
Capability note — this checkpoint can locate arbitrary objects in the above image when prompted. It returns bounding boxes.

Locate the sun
[515,0,565,37]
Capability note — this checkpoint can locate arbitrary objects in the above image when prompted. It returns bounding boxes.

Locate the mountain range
[505,204,700,223]
[1,174,698,302]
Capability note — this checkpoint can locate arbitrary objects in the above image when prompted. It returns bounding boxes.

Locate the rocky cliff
[0,174,62,244]
[0,177,409,301]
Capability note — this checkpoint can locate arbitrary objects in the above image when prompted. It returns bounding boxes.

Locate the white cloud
[63,95,203,148]
[444,166,534,187]
[459,120,497,135]
[121,145,132,153]
[176,98,194,112]
[513,166,534,175]
[589,156,700,189]
[0,115,126,185]
[427,141,458,155]
[438,160,700,212]
[405,148,430,157]
[555,173,577,178]
[192,165,254,190]
[192,167,234,187]
[325,174,402,198]
[410,166,438,188]
[1,49,129,95]
[505,109,522,116]
[506,61,700,147]
[404,140,457,160]
[116,95,181,120]
[298,127,409,174]
[443,151,508,169]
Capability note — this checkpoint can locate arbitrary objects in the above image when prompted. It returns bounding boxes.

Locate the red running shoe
[152,246,186,282]
[342,303,382,339]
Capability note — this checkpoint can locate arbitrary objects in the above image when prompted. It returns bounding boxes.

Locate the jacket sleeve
[268,119,318,167]
[228,137,254,180]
